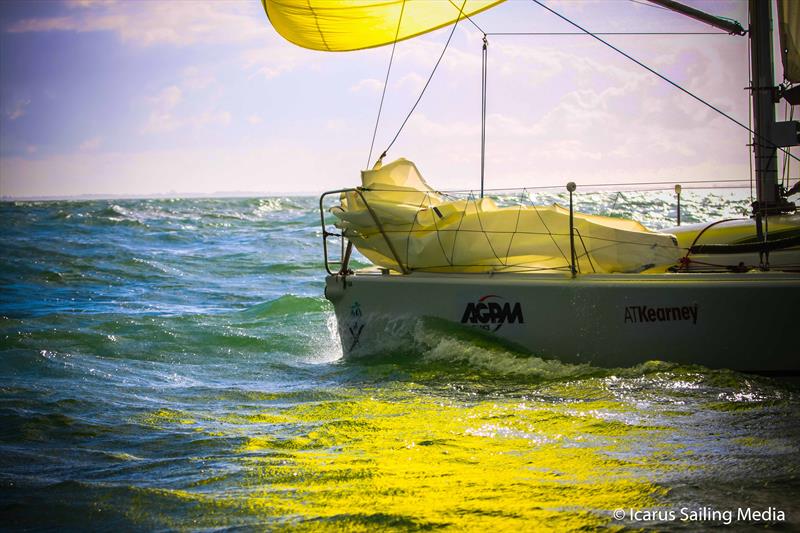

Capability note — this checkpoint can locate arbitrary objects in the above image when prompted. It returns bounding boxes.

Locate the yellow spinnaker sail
[262,0,505,52]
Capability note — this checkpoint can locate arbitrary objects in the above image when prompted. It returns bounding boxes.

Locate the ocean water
[1,194,799,531]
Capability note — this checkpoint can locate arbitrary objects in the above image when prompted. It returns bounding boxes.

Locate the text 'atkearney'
[624,304,698,325]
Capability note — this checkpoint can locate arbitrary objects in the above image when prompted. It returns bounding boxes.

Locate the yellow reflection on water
[235,393,667,530]
[132,381,679,530]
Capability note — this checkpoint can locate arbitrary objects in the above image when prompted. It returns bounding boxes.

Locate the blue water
[1,195,798,530]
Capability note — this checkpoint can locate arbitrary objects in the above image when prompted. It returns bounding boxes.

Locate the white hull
[325,271,800,373]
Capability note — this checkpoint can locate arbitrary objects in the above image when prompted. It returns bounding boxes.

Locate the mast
[650,0,798,216]
[749,0,779,213]
[748,0,800,215]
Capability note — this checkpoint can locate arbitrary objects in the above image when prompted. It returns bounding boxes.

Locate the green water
[1,195,798,530]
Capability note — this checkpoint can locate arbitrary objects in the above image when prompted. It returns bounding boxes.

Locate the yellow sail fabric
[332,159,681,274]
[262,0,505,52]
[778,0,800,83]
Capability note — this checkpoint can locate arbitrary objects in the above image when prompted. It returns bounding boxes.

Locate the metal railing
[319,181,759,276]
[319,188,408,275]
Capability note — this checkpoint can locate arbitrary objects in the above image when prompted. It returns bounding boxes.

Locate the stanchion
[567,182,577,277]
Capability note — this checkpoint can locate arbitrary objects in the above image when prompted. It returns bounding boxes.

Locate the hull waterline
[325,271,800,374]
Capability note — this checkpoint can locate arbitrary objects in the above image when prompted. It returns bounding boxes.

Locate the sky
[0,0,794,198]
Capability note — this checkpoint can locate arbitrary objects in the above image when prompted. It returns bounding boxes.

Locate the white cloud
[394,72,426,95]
[0,143,358,197]
[142,109,231,134]
[141,84,231,134]
[491,42,566,82]
[150,85,182,111]
[69,1,117,8]
[406,112,479,139]
[1,0,757,198]
[7,1,267,47]
[181,66,215,90]
[396,38,480,72]
[7,17,78,33]
[143,85,183,133]
[192,110,231,128]
[79,136,102,151]
[143,113,179,134]
[350,78,384,93]
[6,99,31,121]
[240,44,309,80]
[326,119,346,131]
[6,2,314,87]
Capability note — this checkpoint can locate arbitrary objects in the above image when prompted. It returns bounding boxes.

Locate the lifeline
[624,304,698,325]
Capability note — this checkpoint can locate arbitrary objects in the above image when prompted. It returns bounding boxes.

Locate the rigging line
[746,6,754,203]
[426,193,454,266]
[781,100,787,188]
[611,191,622,211]
[503,197,524,262]
[447,0,485,34]
[470,193,508,265]
[781,104,795,188]
[529,0,800,166]
[503,188,531,260]
[448,191,471,262]
[382,226,685,249]
[628,0,670,11]
[486,31,727,35]
[481,35,488,198]
[405,190,433,269]
[791,107,797,187]
[430,178,750,192]
[530,202,571,268]
[381,0,468,158]
[572,228,597,273]
[367,0,406,169]
[364,177,752,194]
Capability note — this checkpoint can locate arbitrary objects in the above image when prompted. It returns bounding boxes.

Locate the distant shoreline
[0,191,321,202]
[1,182,753,203]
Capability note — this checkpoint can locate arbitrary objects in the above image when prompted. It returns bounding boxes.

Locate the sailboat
[261,0,800,374]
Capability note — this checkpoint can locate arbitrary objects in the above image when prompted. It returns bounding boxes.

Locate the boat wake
[412,318,599,380]
[342,313,599,380]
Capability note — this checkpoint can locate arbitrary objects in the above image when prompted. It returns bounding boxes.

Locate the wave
[254,197,305,213]
[1,293,339,371]
[414,318,605,380]
[261,262,324,274]
[94,204,147,226]
[334,314,795,390]
[238,294,329,318]
[338,314,599,381]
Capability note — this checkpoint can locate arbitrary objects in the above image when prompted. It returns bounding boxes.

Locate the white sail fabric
[331,159,681,274]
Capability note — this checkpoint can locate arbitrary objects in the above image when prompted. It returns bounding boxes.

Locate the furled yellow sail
[261,0,505,52]
[332,159,681,274]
